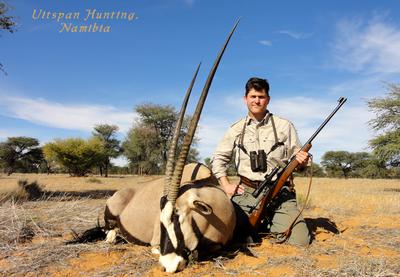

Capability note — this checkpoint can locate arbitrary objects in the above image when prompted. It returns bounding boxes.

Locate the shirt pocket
[261,138,286,159]
[235,135,255,167]
[242,136,256,153]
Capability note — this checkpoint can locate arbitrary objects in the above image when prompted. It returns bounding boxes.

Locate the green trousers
[231,186,310,246]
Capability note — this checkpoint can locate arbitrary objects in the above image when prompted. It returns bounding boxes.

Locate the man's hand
[219,176,244,196]
[295,150,310,167]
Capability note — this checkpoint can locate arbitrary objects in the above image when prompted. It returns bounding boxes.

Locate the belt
[239,175,292,190]
[239,175,261,189]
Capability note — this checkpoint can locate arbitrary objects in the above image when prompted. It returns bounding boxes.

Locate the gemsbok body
[105,164,236,272]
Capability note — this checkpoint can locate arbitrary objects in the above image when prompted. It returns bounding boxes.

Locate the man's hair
[245,77,270,96]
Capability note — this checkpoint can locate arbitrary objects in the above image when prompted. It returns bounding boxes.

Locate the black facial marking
[160,221,175,255]
[160,208,190,260]
[173,213,186,252]
[160,195,168,209]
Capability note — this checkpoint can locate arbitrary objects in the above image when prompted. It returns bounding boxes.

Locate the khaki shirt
[211,112,301,181]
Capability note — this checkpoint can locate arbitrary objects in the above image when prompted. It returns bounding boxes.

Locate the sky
[1,0,400,166]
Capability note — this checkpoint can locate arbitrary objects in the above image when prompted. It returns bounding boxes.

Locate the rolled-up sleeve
[211,129,236,179]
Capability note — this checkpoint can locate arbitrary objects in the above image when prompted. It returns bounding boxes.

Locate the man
[211,77,310,246]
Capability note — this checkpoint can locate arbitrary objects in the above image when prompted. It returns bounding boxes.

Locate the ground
[0,174,399,276]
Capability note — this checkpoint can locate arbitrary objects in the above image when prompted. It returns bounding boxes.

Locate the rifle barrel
[301,97,347,151]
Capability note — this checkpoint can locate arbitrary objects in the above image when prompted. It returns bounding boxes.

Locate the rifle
[248,97,347,229]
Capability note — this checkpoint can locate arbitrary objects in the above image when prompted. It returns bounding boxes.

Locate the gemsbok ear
[192,200,213,215]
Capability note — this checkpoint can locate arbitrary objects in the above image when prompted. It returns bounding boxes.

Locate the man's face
[244,88,270,118]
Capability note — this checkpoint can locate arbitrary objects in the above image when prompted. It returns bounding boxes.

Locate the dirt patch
[314,254,339,269]
[225,252,266,269]
[257,241,300,257]
[266,265,295,277]
[0,259,9,271]
[359,246,399,258]
[53,251,125,276]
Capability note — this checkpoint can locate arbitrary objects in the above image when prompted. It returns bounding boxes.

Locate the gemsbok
[99,20,240,273]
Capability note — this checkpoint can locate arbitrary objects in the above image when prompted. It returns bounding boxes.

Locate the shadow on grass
[305,217,340,242]
[44,190,117,200]
[383,188,400,193]
[1,179,117,202]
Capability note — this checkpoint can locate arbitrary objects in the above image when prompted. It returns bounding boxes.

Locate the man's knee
[286,220,310,246]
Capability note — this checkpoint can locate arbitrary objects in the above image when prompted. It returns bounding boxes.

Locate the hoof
[105,229,117,243]
[151,246,160,255]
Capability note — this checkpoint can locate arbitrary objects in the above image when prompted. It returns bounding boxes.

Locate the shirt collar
[246,110,271,126]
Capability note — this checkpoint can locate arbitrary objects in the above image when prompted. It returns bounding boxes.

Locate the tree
[321,151,351,178]
[43,138,104,177]
[0,137,43,175]
[123,125,160,175]
[321,151,362,178]
[0,1,17,74]
[356,155,390,179]
[135,104,178,164]
[123,103,200,175]
[0,2,15,32]
[367,84,400,171]
[321,151,389,178]
[92,124,121,177]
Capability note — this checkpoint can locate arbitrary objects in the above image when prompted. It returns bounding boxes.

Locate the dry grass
[0,173,163,193]
[0,174,399,276]
[0,186,158,276]
[294,177,400,222]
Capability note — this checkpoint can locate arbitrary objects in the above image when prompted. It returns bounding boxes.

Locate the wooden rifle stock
[247,97,347,230]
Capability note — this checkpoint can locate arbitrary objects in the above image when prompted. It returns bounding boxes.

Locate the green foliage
[367,83,400,132]
[367,84,400,169]
[311,162,326,177]
[321,151,360,178]
[123,125,161,174]
[108,165,132,175]
[92,124,121,177]
[135,104,177,144]
[322,151,346,178]
[321,151,389,179]
[0,1,17,74]
[203,156,239,176]
[226,158,237,176]
[0,1,15,33]
[123,103,199,175]
[203,157,211,168]
[295,162,326,177]
[356,156,392,179]
[43,138,104,177]
[0,137,43,175]
[369,129,400,168]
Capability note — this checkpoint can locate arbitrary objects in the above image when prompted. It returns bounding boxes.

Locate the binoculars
[250,150,267,172]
